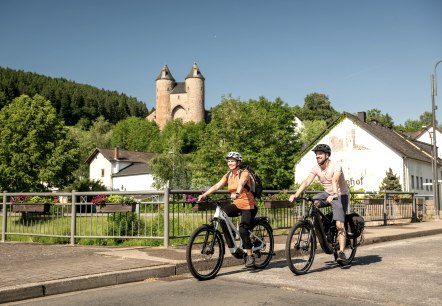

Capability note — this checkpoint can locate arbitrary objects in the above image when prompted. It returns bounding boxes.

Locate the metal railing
[0,190,430,246]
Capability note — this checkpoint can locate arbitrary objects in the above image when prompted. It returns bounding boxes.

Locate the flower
[11,195,59,204]
[265,191,290,201]
[91,194,137,207]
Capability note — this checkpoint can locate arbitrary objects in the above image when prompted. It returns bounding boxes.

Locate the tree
[0,94,80,191]
[111,117,161,152]
[297,93,339,125]
[366,109,394,128]
[192,96,301,189]
[149,152,192,189]
[379,168,402,191]
[161,119,205,154]
[299,120,327,144]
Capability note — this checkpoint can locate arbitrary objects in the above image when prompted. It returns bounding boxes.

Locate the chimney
[114,146,119,160]
[357,112,366,123]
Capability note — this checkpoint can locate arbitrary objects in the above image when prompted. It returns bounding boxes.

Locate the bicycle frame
[301,200,335,254]
[211,204,267,257]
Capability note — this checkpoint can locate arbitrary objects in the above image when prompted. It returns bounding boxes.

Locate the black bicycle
[285,196,358,275]
[186,199,274,280]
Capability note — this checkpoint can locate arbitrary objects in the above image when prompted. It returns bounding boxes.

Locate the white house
[86,147,157,191]
[405,125,442,159]
[295,112,441,195]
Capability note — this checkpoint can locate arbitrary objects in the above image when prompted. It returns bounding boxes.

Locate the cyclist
[289,143,350,265]
[197,151,258,268]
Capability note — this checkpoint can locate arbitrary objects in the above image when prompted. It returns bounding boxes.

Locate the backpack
[227,164,263,198]
[345,213,365,239]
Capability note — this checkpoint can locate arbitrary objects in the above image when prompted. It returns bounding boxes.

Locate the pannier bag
[345,213,365,239]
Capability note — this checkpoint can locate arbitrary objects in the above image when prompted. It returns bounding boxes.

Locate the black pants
[223,204,258,249]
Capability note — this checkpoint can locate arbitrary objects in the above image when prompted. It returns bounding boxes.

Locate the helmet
[312,144,331,155]
[225,151,242,161]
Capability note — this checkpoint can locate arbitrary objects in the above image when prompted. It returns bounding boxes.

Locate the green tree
[192,96,300,189]
[379,168,402,191]
[89,116,113,148]
[299,119,327,144]
[298,93,339,125]
[0,94,80,191]
[149,152,192,189]
[366,109,394,128]
[111,117,161,152]
[161,119,205,154]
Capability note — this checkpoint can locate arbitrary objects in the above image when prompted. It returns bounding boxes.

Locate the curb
[1,229,442,304]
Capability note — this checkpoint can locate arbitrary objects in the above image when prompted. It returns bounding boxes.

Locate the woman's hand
[197,194,206,202]
[230,192,239,200]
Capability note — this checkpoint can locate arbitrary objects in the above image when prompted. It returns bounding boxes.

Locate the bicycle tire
[250,221,274,269]
[186,225,225,280]
[285,222,316,275]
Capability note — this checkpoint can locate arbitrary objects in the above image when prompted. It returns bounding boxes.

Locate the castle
[147,63,205,129]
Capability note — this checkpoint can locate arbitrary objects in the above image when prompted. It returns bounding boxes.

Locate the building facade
[295,112,441,195]
[147,63,205,130]
[86,147,157,191]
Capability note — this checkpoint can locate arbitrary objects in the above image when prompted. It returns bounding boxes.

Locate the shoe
[336,251,348,265]
[245,255,255,268]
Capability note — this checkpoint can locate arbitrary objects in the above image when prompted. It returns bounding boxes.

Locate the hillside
[0,67,149,126]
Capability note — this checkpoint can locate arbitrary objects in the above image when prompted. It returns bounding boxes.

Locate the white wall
[415,127,442,159]
[89,153,112,189]
[113,174,155,191]
[295,118,404,192]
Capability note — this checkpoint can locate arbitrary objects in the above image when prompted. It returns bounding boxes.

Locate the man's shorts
[312,191,349,222]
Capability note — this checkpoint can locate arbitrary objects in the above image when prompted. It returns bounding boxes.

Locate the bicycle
[285,196,358,275]
[186,198,274,280]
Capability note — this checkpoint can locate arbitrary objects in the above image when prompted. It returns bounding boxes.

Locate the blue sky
[0,0,441,125]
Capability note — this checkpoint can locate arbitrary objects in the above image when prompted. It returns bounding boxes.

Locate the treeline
[0,67,149,126]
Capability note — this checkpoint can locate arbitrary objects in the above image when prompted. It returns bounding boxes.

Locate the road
[10,234,442,306]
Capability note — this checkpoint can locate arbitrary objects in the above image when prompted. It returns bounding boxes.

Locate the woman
[197,151,257,268]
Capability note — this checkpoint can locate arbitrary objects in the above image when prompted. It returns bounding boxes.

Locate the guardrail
[1,190,429,246]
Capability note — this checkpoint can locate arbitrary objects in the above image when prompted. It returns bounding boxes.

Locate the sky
[0,0,441,125]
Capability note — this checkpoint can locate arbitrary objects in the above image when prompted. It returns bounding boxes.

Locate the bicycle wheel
[250,221,274,269]
[186,225,225,280]
[285,222,316,275]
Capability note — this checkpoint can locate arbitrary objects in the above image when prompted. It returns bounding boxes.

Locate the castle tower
[155,64,175,130]
[147,63,205,130]
[184,63,205,123]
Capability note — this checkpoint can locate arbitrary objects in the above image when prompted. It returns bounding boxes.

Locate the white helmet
[225,151,242,161]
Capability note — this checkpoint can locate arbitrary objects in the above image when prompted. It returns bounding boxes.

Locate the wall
[89,153,112,189]
[112,174,155,191]
[295,118,404,192]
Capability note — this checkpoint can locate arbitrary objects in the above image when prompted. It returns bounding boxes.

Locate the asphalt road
[10,234,442,306]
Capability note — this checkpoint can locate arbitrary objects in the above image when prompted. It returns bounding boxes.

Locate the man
[289,143,350,265]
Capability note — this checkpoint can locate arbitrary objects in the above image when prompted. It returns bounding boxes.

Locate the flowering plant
[11,195,59,204]
[91,194,137,207]
[265,190,290,201]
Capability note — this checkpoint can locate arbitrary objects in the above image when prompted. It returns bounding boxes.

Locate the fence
[1,190,428,247]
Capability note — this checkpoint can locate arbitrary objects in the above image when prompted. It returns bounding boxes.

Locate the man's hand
[289,194,297,203]
[326,193,337,203]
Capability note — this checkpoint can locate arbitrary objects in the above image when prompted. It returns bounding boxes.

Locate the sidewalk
[1,220,442,304]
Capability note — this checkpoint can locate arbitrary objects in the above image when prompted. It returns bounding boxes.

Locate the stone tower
[147,63,205,130]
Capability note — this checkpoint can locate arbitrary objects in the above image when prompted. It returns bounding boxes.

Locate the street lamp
[431,60,442,220]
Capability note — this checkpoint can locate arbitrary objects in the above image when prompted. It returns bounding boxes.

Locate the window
[426,179,429,191]
[411,175,414,189]
[416,176,420,190]
[101,169,105,177]
[420,177,423,190]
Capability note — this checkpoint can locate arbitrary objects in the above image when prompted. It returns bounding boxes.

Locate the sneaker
[245,255,255,268]
[336,251,347,265]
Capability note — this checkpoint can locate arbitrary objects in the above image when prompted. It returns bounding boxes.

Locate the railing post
[411,193,417,223]
[383,192,388,226]
[2,191,7,242]
[70,190,77,245]
[163,187,170,248]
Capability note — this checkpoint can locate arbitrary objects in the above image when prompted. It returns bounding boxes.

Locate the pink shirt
[310,160,349,195]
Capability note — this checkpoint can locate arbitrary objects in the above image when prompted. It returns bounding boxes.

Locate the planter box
[12,203,51,213]
[96,203,136,213]
[264,200,293,209]
[192,201,230,212]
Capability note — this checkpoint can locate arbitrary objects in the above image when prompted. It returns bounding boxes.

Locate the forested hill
[0,67,149,126]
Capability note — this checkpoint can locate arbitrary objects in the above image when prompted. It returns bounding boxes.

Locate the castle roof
[156,64,175,81]
[185,63,205,80]
[170,82,186,94]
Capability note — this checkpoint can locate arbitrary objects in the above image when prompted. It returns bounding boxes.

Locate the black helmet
[312,144,331,155]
